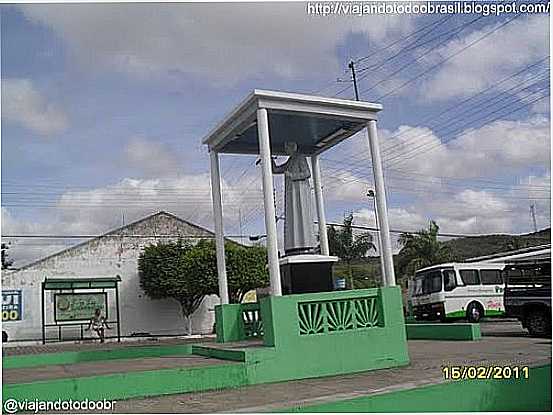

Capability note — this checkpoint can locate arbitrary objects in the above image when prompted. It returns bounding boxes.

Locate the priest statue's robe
[272,142,315,255]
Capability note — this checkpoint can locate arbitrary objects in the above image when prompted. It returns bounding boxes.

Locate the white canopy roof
[202,89,382,156]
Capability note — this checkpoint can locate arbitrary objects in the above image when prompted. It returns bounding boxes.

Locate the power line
[321,81,550,182]
[386,88,549,167]
[375,13,522,100]
[312,16,453,98]
[334,70,550,166]
[322,165,551,197]
[353,15,453,65]
[320,157,551,191]
[331,27,544,166]
[322,172,551,201]
[323,221,551,239]
[1,234,245,239]
[376,58,550,158]
[356,15,482,96]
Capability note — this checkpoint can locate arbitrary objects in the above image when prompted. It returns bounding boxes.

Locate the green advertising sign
[54,293,107,321]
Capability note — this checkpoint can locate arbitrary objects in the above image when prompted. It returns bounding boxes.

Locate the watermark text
[307,1,550,17]
[3,398,116,414]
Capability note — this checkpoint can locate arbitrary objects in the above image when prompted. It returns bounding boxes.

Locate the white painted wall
[1,213,221,341]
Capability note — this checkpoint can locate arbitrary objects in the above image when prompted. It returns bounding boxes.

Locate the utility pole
[367,190,385,286]
[239,207,244,243]
[348,60,360,100]
[530,203,538,233]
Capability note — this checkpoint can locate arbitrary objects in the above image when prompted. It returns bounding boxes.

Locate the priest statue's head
[284,141,298,155]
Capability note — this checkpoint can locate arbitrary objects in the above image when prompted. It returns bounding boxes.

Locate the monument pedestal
[279,255,339,295]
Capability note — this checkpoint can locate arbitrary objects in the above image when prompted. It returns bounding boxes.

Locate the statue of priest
[272,141,315,256]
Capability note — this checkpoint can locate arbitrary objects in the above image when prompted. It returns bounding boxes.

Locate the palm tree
[327,214,376,289]
[397,220,452,277]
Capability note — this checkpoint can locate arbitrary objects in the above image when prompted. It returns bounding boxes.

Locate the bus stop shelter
[41,276,121,344]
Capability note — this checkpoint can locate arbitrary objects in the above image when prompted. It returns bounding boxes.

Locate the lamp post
[367,189,386,286]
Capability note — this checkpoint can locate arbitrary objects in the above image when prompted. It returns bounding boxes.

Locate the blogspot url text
[307,1,550,16]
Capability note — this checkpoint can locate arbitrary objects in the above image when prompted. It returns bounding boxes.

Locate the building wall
[2,213,220,341]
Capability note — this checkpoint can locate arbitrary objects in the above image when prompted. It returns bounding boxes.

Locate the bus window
[413,277,423,296]
[443,269,456,291]
[425,271,442,294]
[414,270,442,295]
[460,270,480,285]
[480,269,502,285]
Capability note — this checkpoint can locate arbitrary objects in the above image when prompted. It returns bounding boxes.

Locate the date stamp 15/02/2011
[442,365,530,380]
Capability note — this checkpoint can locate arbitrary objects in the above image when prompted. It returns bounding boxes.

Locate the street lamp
[367,189,385,286]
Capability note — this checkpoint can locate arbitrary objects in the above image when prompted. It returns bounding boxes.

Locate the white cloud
[55,174,263,230]
[420,14,549,101]
[1,207,71,266]
[1,78,68,135]
[125,136,180,177]
[322,169,369,202]
[4,168,549,266]
[354,206,428,231]
[352,179,549,243]
[380,115,550,178]
[2,172,267,266]
[347,207,429,253]
[19,3,412,84]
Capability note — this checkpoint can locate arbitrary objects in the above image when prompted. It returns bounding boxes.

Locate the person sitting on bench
[86,308,110,343]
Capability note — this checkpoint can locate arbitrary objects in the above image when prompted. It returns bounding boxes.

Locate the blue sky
[1,2,550,265]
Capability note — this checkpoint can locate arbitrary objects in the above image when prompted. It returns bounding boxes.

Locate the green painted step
[3,359,247,402]
[406,323,481,341]
[2,344,193,369]
[192,345,248,362]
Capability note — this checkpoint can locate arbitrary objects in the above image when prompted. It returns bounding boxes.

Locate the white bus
[409,262,506,323]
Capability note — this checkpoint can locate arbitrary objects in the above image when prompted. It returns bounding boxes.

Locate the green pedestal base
[212,287,410,384]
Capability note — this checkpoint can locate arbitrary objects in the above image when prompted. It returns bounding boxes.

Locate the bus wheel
[466,303,483,323]
[526,309,550,337]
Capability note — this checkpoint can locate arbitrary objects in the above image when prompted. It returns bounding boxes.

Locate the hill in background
[443,228,550,260]
[333,228,551,288]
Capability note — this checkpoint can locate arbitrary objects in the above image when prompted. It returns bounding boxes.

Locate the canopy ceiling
[202,90,382,156]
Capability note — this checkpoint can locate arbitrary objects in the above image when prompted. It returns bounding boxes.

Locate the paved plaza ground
[2,335,215,357]
[2,319,551,413]
[112,320,551,413]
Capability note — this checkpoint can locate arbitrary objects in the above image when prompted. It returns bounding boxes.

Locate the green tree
[397,220,453,277]
[138,240,217,334]
[1,243,13,270]
[191,239,269,303]
[327,214,376,289]
[138,239,269,334]
[225,243,269,303]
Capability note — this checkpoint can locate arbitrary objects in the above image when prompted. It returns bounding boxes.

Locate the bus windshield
[413,270,442,296]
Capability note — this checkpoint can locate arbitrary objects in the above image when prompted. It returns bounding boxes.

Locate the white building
[2,211,223,342]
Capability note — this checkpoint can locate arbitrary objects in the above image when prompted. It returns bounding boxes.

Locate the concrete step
[192,339,276,362]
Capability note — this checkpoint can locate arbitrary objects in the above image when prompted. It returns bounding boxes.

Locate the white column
[209,150,229,304]
[366,121,396,287]
[256,108,282,296]
[311,155,329,256]
[373,216,386,286]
